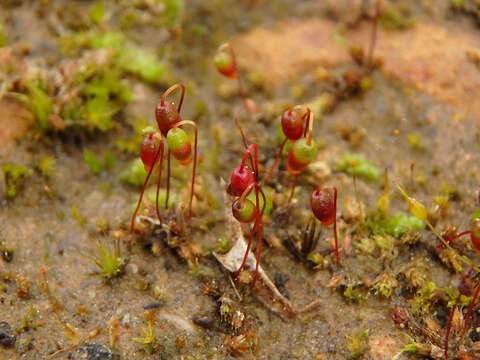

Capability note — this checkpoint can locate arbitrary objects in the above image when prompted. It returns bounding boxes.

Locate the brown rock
[0,99,32,149]
[234,19,480,118]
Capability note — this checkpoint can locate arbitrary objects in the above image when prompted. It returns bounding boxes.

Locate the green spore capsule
[287,138,317,174]
[232,199,256,223]
[167,127,192,165]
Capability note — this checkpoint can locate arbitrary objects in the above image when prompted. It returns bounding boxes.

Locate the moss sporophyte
[130,84,198,233]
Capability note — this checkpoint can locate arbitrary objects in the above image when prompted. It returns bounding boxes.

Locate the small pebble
[0,321,16,348]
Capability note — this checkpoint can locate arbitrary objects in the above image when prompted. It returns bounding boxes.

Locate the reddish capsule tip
[172,142,192,165]
[281,109,303,140]
[287,149,308,174]
[286,138,317,175]
[140,133,162,171]
[214,50,237,79]
[311,188,335,226]
[458,269,474,296]
[230,166,255,197]
[155,101,181,136]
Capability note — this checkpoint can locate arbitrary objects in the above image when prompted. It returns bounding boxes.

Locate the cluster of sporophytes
[215,46,340,283]
[130,84,198,231]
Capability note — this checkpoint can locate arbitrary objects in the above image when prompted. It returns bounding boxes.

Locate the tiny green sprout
[392,334,431,360]
[443,286,471,308]
[346,329,370,358]
[451,0,465,8]
[84,97,118,132]
[344,285,367,303]
[372,271,398,298]
[379,6,416,31]
[38,157,56,177]
[71,204,87,226]
[163,0,185,28]
[438,247,464,273]
[88,31,125,49]
[24,81,53,131]
[119,46,166,83]
[134,321,155,345]
[383,213,424,238]
[410,281,438,315]
[89,1,105,24]
[359,76,373,91]
[336,153,379,181]
[120,158,148,187]
[0,22,7,47]
[220,302,234,319]
[377,168,390,214]
[407,133,422,149]
[83,149,102,174]
[2,164,33,198]
[216,236,230,254]
[433,195,449,209]
[354,237,376,255]
[87,239,125,279]
[141,188,174,210]
[373,234,395,255]
[306,252,324,268]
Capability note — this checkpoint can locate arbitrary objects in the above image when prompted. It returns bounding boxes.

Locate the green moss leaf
[119,46,166,83]
[163,0,184,28]
[336,153,379,181]
[2,164,33,198]
[90,31,125,49]
[367,211,424,238]
[89,1,105,24]
[83,149,103,174]
[24,81,53,131]
[120,158,148,187]
[0,23,7,47]
[38,157,56,177]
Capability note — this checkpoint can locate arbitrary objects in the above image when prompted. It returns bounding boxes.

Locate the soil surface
[1,1,480,360]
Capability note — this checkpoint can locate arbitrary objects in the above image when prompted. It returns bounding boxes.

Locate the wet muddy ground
[1,1,480,359]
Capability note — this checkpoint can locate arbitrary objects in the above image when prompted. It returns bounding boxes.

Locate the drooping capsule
[214,47,236,79]
[232,198,257,223]
[229,166,255,197]
[155,101,181,136]
[281,108,304,141]
[287,138,317,174]
[167,127,192,165]
[140,131,162,171]
[311,188,335,226]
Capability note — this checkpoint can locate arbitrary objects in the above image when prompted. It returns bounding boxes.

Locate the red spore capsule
[311,188,335,226]
[230,166,255,197]
[140,132,162,171]
[281,109,303,141]
[155,101,181,136]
